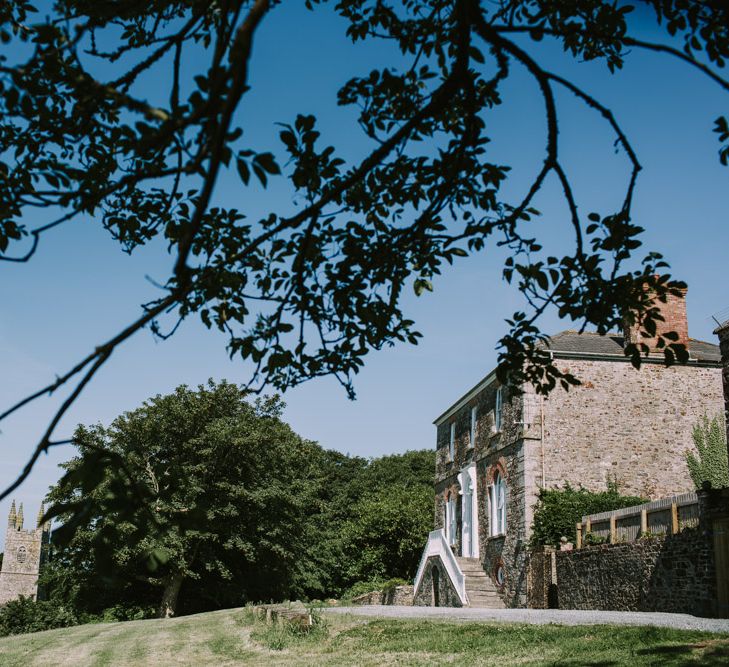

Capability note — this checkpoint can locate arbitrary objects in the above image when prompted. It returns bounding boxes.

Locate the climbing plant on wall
[686,415,729,491]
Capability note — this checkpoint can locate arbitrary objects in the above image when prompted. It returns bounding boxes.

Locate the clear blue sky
[1,4,726,548]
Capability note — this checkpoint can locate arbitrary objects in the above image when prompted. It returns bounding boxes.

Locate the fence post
[640,509,648,536]
[609,516,617,544]
[585,517,591,536]
[671,502,679,535]
[576,523,582,549]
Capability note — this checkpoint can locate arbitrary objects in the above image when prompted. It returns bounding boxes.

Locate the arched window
[17,546,27,563]
[488,471,506,536]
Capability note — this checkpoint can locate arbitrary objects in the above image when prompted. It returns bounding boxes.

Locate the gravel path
[325,605,729,634]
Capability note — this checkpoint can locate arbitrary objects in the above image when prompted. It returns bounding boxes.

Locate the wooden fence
[576,492,699,548]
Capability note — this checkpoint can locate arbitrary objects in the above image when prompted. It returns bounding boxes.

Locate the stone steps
[456,557,505,609]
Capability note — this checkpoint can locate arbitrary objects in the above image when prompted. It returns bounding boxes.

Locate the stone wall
[413,557,463,607]
[526,547,556,610]
[537,359,724,499]
[554,528,716,617]
[435,382,522,488]
[433,384,530,608]
[351,585,414,606]
[477,441,528,607]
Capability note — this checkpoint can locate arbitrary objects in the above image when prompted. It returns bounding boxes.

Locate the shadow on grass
[636,639,729,665]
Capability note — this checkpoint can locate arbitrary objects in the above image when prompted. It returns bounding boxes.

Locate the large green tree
[44,384,435,614]
[304,449,434,594]
[1,0,727,521]
[341,484,433,583]
[45,381,320,617]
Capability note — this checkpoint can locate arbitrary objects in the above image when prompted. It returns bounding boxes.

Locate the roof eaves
[550,349,721,367]
[432,368,498,426]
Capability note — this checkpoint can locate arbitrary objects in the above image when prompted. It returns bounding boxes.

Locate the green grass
[0,608,728,666]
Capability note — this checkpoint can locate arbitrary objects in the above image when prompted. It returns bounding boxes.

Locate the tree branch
[492,24,729,93]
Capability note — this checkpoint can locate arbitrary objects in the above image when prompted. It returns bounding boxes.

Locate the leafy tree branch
[0,0,726,503]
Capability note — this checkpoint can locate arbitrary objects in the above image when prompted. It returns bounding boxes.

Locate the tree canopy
[1,0,727,501]
[43,381,434,617]
[45,382,322,617]
[530,481,646,547]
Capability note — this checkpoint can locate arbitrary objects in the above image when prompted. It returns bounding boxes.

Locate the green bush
[381,578,409,596]
[582,532,607,546]
[100,604,156,622]
[342,577,408,601]
[0,597,79,637]
[342,579,386,600]
[530,481,646,547]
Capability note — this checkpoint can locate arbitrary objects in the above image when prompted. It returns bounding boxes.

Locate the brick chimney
[623,286,689,353]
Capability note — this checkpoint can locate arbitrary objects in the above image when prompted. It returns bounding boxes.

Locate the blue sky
[1,3,727,548]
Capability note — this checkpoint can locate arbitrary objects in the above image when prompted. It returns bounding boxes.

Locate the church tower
[0,501,50,604]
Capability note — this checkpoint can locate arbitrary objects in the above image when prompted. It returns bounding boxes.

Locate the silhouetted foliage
[1,0,726,511]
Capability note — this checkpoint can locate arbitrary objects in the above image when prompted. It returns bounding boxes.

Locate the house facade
[413,293,724,608]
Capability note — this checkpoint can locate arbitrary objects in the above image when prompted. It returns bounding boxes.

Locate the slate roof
[434,330,721,424]
[545,330,721,363]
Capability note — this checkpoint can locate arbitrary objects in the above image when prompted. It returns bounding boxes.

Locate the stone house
[0,501,50,605]
[413,292,724,608]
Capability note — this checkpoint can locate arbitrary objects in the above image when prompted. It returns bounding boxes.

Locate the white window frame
[448,422,455,461]
[494,386,503,432]
[488,471,506,537]
[469,406,477,449]
[445,495,457,546]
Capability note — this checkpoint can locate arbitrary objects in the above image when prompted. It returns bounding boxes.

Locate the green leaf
[255,152,281,175]
[236,158,250,185]
[413,278,433,296]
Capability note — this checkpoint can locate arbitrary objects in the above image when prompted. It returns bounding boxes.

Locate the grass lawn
[1,607,728,666]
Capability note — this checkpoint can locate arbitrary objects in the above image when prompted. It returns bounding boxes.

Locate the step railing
[413,529,468,605]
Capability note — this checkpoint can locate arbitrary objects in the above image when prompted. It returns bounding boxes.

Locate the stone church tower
[0,501,50,604]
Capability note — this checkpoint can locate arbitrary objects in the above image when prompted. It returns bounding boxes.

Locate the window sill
[487,533,506,541]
